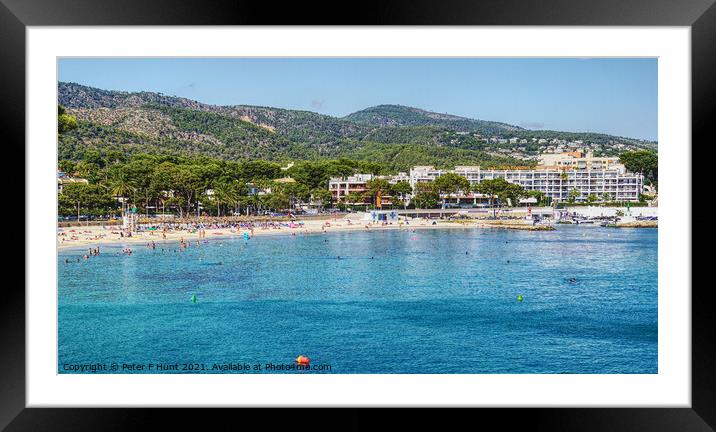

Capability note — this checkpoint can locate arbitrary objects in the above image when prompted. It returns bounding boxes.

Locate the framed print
[5,0,714,429]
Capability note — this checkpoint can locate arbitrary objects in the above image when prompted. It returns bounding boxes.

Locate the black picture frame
[5,0,713,429]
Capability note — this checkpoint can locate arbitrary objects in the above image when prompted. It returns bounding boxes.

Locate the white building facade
[408,165,643,203]
[538,151,625,172]
[328,174,375,203]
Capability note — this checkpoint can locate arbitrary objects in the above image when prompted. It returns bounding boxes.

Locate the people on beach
[60,213,533,254]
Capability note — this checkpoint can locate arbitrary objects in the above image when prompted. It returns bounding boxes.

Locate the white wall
[564,206,658,217]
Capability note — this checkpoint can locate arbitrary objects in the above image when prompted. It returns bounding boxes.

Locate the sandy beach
[57,215,555,250]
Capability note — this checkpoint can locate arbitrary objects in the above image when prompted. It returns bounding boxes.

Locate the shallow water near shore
[58,226,657,374]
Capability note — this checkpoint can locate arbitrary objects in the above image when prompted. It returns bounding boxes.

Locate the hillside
[58,82,657,170]
[344,104,522,135]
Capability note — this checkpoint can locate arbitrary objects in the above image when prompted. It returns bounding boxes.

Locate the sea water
[58,226,657,374]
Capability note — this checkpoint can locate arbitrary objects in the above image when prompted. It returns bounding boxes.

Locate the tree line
[57,150,392,217]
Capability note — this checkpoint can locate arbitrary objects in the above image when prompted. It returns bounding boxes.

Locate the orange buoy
[295,355,310,366]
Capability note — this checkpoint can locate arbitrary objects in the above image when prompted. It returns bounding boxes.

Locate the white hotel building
[409,165,642,203]
[409,151,643,203]
[329,152,644,204]
[328,172,410,205]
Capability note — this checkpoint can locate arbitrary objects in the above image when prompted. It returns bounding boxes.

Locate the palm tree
[343,192,365,210]
[567,188,581,204]
[109,178,136,215]
[222,180,244,216]
[366,178,390,209]
[560,171,569,202]
[212,182,234,217]
[247,193,262,215]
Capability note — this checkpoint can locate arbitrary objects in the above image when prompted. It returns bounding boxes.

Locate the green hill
[344,104,522,135]
[58,82,656,171]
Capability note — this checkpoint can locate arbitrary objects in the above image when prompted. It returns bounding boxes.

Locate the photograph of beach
[57,58,658,374]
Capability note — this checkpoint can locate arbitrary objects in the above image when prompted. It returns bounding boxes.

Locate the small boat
[574,219,595,225]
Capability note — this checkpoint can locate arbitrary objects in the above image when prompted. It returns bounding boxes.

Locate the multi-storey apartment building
[538,151,625,172]
[328,174,403,206]
[331,151,643,205]
[408,165,643,203]
[328,174,374,203]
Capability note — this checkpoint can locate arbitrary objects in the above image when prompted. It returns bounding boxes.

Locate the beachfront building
[442,192,493,208]
[328,174,374,204]
[408,165,643,203]
[328,174,397,206]
[409,165,445,186]
[538,151,625,172]
[330,151,642,207]
[479,168,641,202]
[57,171,89,194]
[388,171,410,184]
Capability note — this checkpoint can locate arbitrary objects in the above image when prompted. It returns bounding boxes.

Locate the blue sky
[59,58,657,141]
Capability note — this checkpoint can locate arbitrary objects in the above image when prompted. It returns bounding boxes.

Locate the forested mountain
[58,82,656,171]
[344,104,522,135]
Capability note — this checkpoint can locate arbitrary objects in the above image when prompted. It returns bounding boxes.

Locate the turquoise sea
[58,226,657,374]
